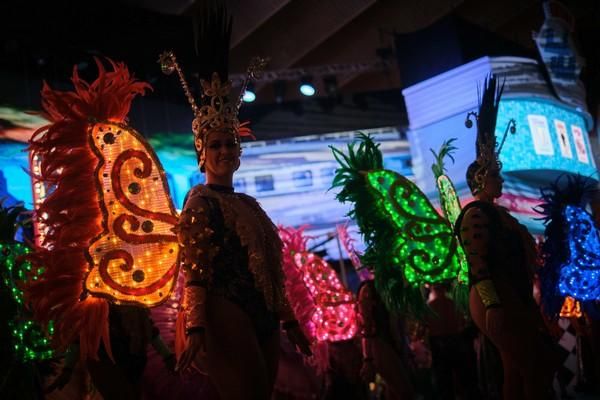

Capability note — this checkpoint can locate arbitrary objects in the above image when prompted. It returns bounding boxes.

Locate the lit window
[320,167,336,178]
[293,170,313,188]
[255,175,274,192]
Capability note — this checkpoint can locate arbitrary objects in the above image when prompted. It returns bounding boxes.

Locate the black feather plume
[475,75,504,160]
[192,0,232,84]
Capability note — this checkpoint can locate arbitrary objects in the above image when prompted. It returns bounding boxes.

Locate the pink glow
[280,226,359,343]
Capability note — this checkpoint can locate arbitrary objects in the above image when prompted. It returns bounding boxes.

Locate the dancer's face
[203,130,240,183]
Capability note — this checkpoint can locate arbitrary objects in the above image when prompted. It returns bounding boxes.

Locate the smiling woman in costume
[160,3,310,399]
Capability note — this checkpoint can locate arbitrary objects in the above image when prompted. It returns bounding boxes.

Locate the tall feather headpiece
[158,1,265,169]
[464,75,516,192]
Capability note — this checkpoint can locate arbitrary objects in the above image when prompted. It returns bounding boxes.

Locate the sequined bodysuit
[455,200,535,304]
[178,184,292,341]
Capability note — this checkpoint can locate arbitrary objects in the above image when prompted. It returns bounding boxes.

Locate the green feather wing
[365,170,465,285]
[436,175,461,226]
[429,139,469,310]
[429,139,468,286]
[430,138,462,225]
[331,134,465,316]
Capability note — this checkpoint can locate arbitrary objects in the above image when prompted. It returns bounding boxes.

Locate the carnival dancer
[455,75,560,400]
[162,3,311,399]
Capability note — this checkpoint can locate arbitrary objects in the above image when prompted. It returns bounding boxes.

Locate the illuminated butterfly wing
[430,139,469,287]
[557,205,600,301]
[85,122,179,306]
[538,174,599,318]
[431,139,461,224]
[280,226,358,343]
[332,134,464,315]
[295,251,358,342]
[435,175,462,225]
[0,232,54,363]
[0,224,54,400]
[26,59,179,360]
[365,170,466,285]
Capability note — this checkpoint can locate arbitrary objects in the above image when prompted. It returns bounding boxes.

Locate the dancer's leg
[203,295,269,400]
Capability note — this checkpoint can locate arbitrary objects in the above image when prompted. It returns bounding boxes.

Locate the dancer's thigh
[470,287,556,398]
[203,295,269,400]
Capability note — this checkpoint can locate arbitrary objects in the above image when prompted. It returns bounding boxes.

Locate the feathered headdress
[158,1,264,170]
[464,75,515,192]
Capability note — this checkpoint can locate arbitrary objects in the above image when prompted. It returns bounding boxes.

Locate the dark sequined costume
[455,201,535,304]
[455,200,560,399]
[178,184,291,341]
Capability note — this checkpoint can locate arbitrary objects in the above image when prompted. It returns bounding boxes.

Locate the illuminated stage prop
[332,134,466,316]
[559,296,582,319]
[86,122,179,306]
[430,138,468,286]
[557,205,600,302]
[26,60,179,360]
[280,226,358,343]
[538,175,600,318]
[0,200,54,363]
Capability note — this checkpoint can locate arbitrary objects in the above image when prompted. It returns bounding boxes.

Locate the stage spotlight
[242,82,256,103]
[274,80,286,104]
[299,76,316,97]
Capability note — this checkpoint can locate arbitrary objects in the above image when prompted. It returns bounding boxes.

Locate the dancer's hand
[175,330,206,373]
[286,326,312,356]
[360,359,376,383]
[485,307,505,338]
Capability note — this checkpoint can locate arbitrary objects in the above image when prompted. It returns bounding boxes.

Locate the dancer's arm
[174,194,218,371]
[176,195,218,334]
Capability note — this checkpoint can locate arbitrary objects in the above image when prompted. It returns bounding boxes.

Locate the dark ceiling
[1,0,598,139]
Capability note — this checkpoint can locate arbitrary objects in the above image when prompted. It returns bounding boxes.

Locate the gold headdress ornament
[464,75,516,193]
[157,3,267,169]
